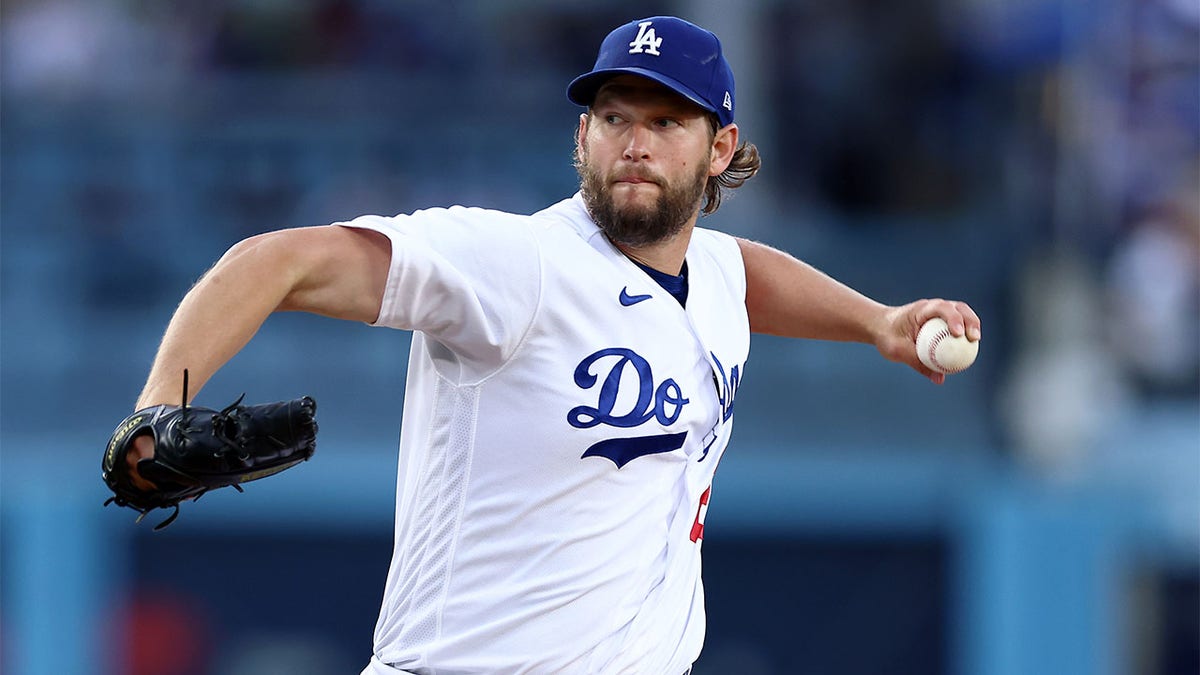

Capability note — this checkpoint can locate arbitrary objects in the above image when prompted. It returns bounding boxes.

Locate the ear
[709,123,738,176]
[577,113,589,145]
[573,112,588,164]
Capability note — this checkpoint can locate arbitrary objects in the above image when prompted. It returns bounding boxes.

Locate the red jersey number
[690,486,712,542]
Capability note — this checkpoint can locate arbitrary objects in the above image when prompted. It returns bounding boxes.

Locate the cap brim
[567,67,718,117]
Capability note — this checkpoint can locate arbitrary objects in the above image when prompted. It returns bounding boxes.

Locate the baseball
[915,317,978,374]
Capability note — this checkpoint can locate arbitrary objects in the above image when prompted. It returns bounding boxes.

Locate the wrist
[861,301,895,348]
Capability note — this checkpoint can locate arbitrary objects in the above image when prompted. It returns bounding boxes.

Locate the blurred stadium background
[1,0,1196,674]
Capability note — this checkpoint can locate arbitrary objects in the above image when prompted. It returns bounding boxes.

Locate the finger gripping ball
[915,318,978,375]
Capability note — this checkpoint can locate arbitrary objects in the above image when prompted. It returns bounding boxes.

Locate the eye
[655,118,680,128]
[604,114,623,125]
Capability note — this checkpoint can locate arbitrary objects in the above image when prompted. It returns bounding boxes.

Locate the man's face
[576,75,716,248]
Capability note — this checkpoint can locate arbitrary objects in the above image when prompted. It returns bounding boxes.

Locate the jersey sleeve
[695,228,748,301]
[334,206,542,370]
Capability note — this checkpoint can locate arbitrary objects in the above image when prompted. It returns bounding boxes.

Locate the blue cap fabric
[567,16,736,127]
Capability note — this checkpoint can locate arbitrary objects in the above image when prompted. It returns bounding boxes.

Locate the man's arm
[737,237,981,383]
[136,225,391,408]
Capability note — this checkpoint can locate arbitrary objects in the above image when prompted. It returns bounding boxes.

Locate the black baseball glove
[102,373,318,530]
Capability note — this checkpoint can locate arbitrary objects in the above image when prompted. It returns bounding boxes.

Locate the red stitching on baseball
[927,328,958,373]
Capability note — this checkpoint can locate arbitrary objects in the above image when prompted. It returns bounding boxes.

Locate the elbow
[214,232,288,273]
[201,230,308,309]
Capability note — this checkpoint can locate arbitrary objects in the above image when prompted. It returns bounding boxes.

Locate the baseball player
[104,16,982,675]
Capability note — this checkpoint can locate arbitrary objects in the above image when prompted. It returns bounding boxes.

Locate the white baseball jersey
[341,193,749,675]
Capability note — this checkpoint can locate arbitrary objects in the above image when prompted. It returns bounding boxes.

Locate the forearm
[739,238,888,344]
[136,234,300,408]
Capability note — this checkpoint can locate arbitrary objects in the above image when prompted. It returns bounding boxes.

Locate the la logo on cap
[628,21,662,55]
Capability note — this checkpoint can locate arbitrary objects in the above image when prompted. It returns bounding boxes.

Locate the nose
[622,125,652,161]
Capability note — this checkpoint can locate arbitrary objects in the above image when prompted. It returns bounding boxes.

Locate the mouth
[613,175,659,186]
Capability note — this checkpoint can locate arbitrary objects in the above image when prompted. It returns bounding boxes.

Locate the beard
[576,147,709,248]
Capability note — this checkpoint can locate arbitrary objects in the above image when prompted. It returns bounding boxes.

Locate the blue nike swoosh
[619,287,653,306]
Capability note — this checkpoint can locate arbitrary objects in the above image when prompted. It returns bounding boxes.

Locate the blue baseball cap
[567,16,736,127]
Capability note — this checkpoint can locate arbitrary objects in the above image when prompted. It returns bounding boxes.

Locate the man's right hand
[128,434,159,491]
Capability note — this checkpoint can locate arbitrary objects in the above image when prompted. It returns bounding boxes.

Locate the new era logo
[628,21,662,55]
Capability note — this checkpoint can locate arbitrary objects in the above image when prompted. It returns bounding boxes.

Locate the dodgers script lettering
[568,348,689,468]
